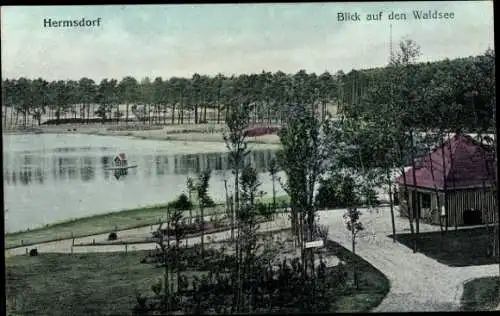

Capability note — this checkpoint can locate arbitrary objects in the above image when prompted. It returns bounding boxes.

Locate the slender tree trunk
[400,142,415,238]
[387,167,396,242]
[194,104,198,124]
[217,97,221,124]
[351,226,358,289]
[171,103,176,124]
[272,175,277,212]
[162,214,170,312]
[409,130,420,252]
[10,106,14,128]
[200,203,205,257]
[178,103,182,124]
[180,104,184,124]
[445,132,458,230]
[427,132,443,232]
[87,103,90,124]
[234,168,240,241]
[440,133,449,232]
[14,109,19,127]
[224,179,234,239]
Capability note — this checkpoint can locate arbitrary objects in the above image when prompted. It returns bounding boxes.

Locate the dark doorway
[463,209,483,226]
[412,192,423,219]
[421,193,431,209]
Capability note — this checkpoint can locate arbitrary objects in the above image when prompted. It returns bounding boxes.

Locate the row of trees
[1,71,341,128]
[3,49,494,132]
[340,47,496,132]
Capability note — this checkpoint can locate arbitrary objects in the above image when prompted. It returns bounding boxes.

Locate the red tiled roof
[395,134,496,190]
[243,125,281,137]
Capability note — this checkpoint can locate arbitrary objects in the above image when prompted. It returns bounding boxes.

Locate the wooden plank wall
[448,189,497,226]
[397,185,498,227]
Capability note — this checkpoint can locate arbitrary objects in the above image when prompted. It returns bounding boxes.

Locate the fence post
[72,237,75,246]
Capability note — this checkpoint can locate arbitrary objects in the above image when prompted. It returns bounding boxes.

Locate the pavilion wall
[447,188,497,226]
[397,185,497,227]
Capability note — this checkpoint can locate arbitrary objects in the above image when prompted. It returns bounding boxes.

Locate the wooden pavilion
[395,134,497,227]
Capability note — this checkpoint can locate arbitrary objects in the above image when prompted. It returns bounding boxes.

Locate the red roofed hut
[395,134,497,227]
[243,125,281,138]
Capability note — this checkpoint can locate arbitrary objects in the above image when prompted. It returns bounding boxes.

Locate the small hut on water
[113,152,128,167]
[395,134,497,227]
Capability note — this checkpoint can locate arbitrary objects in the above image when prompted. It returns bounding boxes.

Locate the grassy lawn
[325,240,390,312]
[6,251,166,315]
[461,276,500,311]
[5,237,388,315]
[5,195,290,249]
[390,226,498,267]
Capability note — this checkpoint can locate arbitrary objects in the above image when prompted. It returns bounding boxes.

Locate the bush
[202,195,216,208]
[392,190,400,205]
[362,187,380,206]
[108,232,118,241]
[257,203,274,220]
[29,248,38,256]
[313,223,330,244]
[169,194,193,211]
[316,174,359,209]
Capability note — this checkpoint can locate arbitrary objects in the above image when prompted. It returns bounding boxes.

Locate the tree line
[1,71,341,128]
[2,46,494,131]
[340,46,495,132]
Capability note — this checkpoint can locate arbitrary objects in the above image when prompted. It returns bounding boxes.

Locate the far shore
[2,122,283,146]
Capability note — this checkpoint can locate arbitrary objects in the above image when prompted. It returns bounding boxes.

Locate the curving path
[318,207,499,312]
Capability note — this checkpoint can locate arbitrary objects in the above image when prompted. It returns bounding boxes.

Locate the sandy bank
[3,123,282,146]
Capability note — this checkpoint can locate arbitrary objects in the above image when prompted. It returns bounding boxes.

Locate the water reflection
[113,169,128,180]
[3,149,277,186]
[3,133,284,233]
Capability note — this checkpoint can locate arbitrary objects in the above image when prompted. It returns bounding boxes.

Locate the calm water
[3,134,284,233]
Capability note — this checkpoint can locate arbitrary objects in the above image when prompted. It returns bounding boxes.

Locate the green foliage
[361,187,380,206]
[195,169,213,209]
[168,193,193,211]
[202,195,216,208]
[277,102,331,246]
[256,202,274,220]
[315,174,362,209]
[343,208,364,235]
[341,46,495,132]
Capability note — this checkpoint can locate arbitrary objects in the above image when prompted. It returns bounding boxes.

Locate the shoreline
[2,123,283,145]
[5,195,290,249]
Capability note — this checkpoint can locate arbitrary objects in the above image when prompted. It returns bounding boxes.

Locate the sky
[1,1,494,82]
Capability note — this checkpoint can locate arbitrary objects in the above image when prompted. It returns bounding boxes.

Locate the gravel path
[317,207,499,312]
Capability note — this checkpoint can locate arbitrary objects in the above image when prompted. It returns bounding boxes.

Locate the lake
[3,134,285,233]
